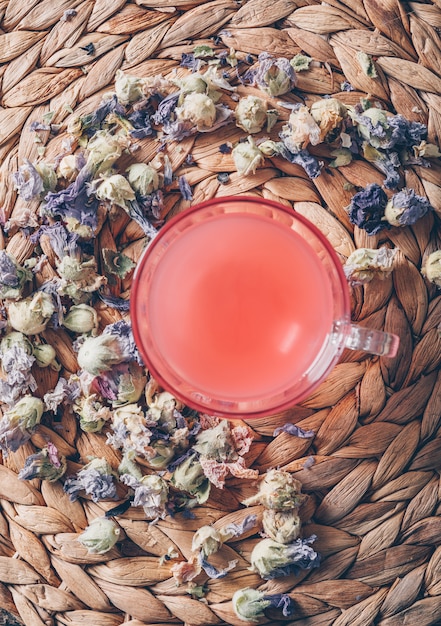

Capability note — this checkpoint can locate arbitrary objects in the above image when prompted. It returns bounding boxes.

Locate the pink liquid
[142,212,334,403]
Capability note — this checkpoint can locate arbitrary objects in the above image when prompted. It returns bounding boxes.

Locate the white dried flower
[114,70,145,105]
[242,469,304,510]
[232,137,265,176]
[62,304,99,334]
[126,163,161,196]
[78,517,120,554]
[422,250,441,288]
[262,509,302,544]
[235,96,267,134]
[77,334,125,375]
[176,92,217,130]
[7,291,55,335]
[95,174,135,209]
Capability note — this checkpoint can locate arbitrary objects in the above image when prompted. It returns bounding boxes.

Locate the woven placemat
[1,1,441,625]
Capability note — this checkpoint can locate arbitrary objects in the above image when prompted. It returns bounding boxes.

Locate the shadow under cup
[131,196,351,417]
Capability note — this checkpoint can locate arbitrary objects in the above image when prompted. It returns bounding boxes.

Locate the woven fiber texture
[1,1,441,625]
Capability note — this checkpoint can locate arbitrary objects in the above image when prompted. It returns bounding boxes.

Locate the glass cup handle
[345,323,399,357]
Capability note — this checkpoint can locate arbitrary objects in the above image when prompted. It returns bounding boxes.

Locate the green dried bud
[232,588,271,623]
[57,155,80,181]
[242,469,304,510]
[62,304,99,334]
[193,420,236,462]
[114,69,145,105]
[290,53,312,72]
[57,256,106,304]
[0,251,33,300]
[146,440,176,470]
[344,247,397,285]
[171,454,210,503]
[235,96,267,134]
[357,51,377,78]
[5,395,44,430]
[118,450,143,480]
[175,74,209,103]
[102,249,136,280]
[78,517,121,554]
[176,92,216,130]
[95,174,135,209]
[192,526,222,557]
[258,139,279,157]
[86,130,125,175]
[356,107,389,146]
[77,334,125,375]
[262,509,301,544]
[232,137,265,176]
[126,163,161,196]
[32,343,60,369]
[0,331,33,356]
[422,250,441,287]
[7,292,55,335]
[74,394,112,433]
[34,162,57,193]
[147,391,180,430]
[19,442,66,482]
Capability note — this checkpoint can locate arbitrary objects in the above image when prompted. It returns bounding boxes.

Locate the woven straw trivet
[1,1,441,625]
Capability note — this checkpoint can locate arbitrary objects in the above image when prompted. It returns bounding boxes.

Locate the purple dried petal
[12,159,44,201]
[178,175,193,201]
[273,423,315,438]
[97,293,130,311]
[348,183,389,234]
[264,594,295,617]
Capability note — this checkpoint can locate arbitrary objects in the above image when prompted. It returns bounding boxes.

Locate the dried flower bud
[253,53,297,96]
[34,162,57,193]
[0,331,33,356]
[193,420,236,463]
[422,250,441,287]
[0,251,33,300]
[171,453,210,503]
[262,509,301,544]
[310,98,347,141]
[95,174,135,209]
[242,469,304,510]
[232,588,272,622]
[62,304,99,334]
[126,162,161,196]
[235,96,267,134]
[354,107,389,147]
[176,93,216,130]
[78,517,120,554]
[249,536,320,579]
[57,154,80,181]
[86,130,124,175]
[146,440,176,470]
[384,188,432,227]
[280,106,321,152]
[175,73,209,101]
[147,391,180,430]
[7,291,55,335]
[19,442,66,482]
[77,333,126,375]
[114,69,145,105]
[232,137,265,176]
[121,473,169,521]
[32,343,59,369]
[5,395,44,431]
[192,526,223,557]
[57,256,106,304]
[118,450,143,480]
[344,247,397,285]
[74,394,112,433]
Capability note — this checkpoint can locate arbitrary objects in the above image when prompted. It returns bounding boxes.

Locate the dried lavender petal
[12,160,44,201]
[178,175,193,201]
[348,183,389,234]
[273,423,315,438]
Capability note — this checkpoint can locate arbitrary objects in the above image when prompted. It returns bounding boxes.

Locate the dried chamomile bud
[171,453,210,503]
[192,526,223,557]
[126,163,161,196]
[384,188,432,227]
[7,291,55,335]
[62,304,99,334]
[19,442,66,482]
[0,251,33,300]
[232,137,265,176]
[78,333,126,375]
[78,517,120,554]
[0,331,32,356]
[114,69,145,105]
[232,588,272,623]
[249,536,320,579]
[95,174,135,209]
[242,469,304,510]
[235,96,268,134]
[74,394,112,433]
[32,343,60,369]
[422,250,441,288]
[176,93,217,130]
[262,509,302,544]
[344,247,397,286]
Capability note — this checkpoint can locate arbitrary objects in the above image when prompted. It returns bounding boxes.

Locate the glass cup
[131,196,399,417]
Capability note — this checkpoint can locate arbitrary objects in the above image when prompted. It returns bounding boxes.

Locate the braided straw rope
[1,1,441,625]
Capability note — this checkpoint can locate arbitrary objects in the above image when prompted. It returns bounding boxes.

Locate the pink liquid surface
[144,212,334,402]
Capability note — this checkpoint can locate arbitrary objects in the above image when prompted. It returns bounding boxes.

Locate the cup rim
[131,195,351,417]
